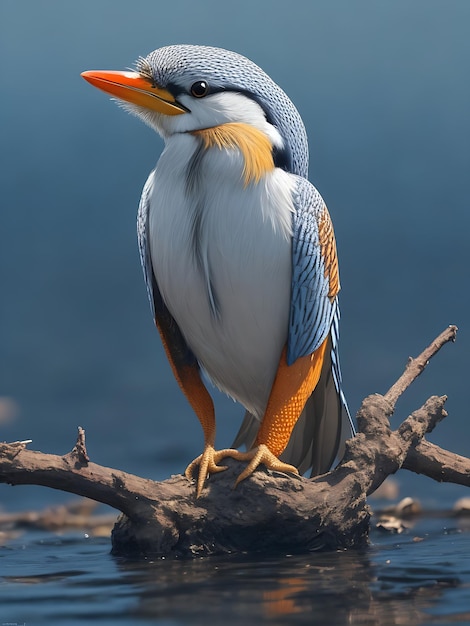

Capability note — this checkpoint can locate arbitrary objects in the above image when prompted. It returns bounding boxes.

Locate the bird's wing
[287,176,339,364]
[284,176,354,472]
[137,171,199,370]
[137,172,157,315]
[138,173,217,453]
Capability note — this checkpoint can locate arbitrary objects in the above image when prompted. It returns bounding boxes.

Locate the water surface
[1,513,470,625]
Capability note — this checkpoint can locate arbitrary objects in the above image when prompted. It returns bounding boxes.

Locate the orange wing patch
[192,123,274,186]
[318,204,340,301]
[254,339,328,457]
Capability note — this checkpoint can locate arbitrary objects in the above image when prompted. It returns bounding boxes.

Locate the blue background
[1,0,469,509]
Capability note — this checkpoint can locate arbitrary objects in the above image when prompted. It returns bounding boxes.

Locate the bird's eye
[190,81,209,98]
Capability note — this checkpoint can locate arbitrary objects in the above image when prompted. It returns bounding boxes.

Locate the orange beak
[81,70,186,116]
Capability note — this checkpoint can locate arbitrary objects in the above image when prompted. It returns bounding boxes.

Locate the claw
[185,445,233,497]
[185,444,299,496]
[232,444,299,486]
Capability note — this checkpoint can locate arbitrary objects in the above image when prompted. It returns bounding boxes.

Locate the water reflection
[1,519,470,625]
[113,542,466,625]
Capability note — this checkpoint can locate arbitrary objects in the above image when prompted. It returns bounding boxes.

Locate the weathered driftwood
[0,325,468,557]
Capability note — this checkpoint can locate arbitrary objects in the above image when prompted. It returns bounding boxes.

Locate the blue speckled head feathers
[137,45,309,178]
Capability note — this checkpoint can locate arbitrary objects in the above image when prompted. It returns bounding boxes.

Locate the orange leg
[155,316,239,497]
[178,365,238,497]
[232,338,329,485]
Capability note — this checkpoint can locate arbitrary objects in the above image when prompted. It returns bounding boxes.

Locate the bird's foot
[185,445,238,497]
[185,444,299,496]
[231,444,299,486]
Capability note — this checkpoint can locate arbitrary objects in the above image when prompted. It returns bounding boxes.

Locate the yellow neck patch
[192,123,275,186]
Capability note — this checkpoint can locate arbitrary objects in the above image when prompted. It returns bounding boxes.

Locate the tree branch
[403,440,470,487]
[0,326,467,557]
[0,433,159,519]
[384,325,457,407]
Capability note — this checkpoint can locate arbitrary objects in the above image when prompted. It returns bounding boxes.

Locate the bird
[81,44,355,497]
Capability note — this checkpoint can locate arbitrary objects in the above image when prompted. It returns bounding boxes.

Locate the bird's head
[82,44,308,177]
